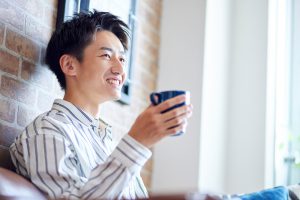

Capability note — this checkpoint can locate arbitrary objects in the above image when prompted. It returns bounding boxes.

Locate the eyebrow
[99,47,125,55]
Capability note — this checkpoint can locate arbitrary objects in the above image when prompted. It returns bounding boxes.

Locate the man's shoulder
[17,110,72,141]
[40,109,73,125]
[30,109,71,127]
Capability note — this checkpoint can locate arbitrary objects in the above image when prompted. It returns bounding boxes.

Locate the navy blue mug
[150,90,190,136]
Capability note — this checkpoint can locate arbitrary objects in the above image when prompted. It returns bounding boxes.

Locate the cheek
[85,71,104,87]
[122,73,127,83]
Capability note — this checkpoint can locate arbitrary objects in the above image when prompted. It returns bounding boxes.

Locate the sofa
[0,143,46,200]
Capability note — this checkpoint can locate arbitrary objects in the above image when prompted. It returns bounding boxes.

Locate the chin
[111,91,122,101]
[112,96,121,101]
[104,86,123,101]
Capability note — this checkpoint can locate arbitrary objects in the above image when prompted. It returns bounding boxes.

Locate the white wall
[199,0,232,193]
[151,0,206,194]
[152,0,269,195]
[225,0,268,193]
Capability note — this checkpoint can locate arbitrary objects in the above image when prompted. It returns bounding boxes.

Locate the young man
[9,11,192,199]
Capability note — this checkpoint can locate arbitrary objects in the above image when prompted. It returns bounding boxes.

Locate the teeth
[107,79,120,85]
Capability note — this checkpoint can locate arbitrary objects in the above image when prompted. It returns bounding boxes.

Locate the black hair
[45,10,130,90]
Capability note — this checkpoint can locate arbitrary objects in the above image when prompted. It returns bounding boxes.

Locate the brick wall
[0,0,162,191]
[0,0,59,156]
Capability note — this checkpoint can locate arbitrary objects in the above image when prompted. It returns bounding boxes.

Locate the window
[56,0,137,105]
[269,0,300,186]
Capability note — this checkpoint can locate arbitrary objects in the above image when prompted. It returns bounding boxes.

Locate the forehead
[91,30,124,52]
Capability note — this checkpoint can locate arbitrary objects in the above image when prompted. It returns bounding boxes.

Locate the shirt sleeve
[13,117,152,200]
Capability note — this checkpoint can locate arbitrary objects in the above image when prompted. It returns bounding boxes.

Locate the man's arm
[11,120,151,199]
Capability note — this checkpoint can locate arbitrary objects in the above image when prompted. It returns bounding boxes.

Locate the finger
[161,104,192,122]
[165,122,187,136]
[145,104,157,112]
[164,113,189,129]
[155,95,187,113]
[148,104,153,108]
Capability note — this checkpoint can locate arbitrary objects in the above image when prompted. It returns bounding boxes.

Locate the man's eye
[101,54,111,59]
[119,57,126,63]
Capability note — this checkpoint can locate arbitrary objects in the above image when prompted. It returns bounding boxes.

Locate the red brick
[0,22,4,44]
[135,68,156,91]
[136,50,152,67]
[21,61,53,91]
[138,2,161,31]
[150,64,158,80]
[0,98,16,123]
[37,90,55,112]
[25,16,52,45]
[17,105,38,127]
[5,29,40,62]
[10,0,43,19]
[0,49,19,76]
[136,51,159,76]
[144,0,162,17]
[145,43,159,62]
[0,76,36,106]
[137,22,160,48]
[0,0,25,31]
[0,124,20,147]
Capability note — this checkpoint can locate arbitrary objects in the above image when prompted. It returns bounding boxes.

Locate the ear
[59,54,78,76]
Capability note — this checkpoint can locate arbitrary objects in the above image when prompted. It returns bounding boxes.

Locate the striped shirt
[9,99,151,199]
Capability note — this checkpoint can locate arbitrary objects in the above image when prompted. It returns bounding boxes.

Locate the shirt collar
[52,99,100,129]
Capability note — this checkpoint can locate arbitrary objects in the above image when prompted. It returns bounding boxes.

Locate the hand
[128,95,193,148]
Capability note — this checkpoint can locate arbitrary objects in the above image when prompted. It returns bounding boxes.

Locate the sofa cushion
[240,186,288,200]
[0,167,46,200]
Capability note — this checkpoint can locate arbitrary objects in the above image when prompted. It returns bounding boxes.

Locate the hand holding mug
[150,90,190,136]
[128,90,192,148]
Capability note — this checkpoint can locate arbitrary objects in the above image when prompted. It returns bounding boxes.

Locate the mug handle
[150,93,161,105]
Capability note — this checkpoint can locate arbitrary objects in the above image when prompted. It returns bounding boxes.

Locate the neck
[63,89,101,118]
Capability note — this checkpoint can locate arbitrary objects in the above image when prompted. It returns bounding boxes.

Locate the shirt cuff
[111,134,152,173]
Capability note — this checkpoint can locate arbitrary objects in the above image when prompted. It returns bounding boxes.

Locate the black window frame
[56,0,137,105]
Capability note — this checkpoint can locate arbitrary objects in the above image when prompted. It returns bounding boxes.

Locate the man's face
[74,30,127,103]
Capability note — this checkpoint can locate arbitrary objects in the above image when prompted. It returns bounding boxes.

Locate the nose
[111,57,124,75]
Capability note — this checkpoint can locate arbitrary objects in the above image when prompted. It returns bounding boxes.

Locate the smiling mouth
[106,79,121,87]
